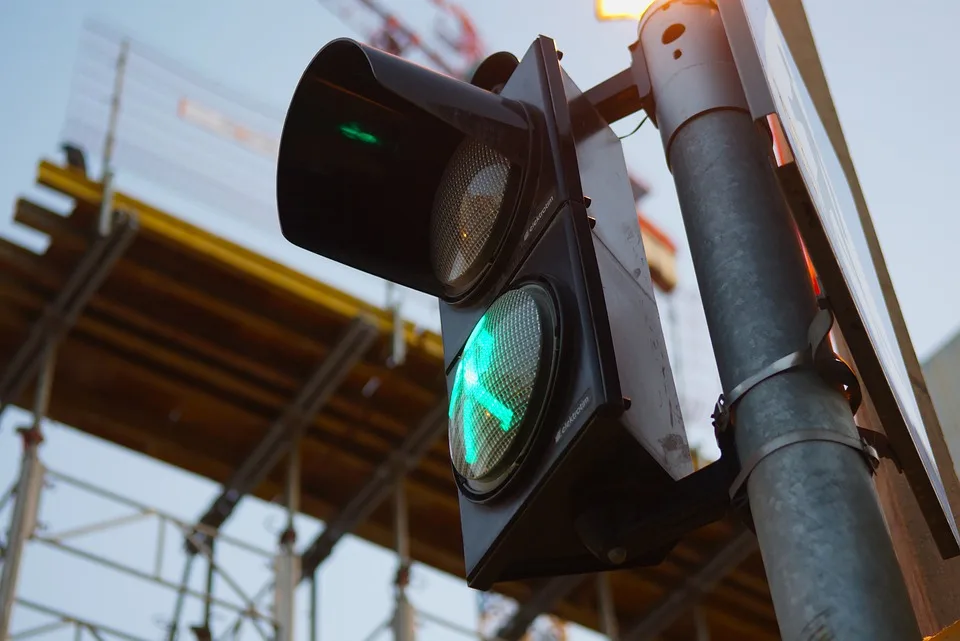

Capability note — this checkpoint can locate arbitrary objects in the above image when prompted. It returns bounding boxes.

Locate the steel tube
[671,104,918,639]
[203,542,215,629]
[32,538,272,624]
[16,598,154,641]
[275,440,301,641]
[597,574,620,641]
[0,345,54,639]
[309,574,319,641]
[0,436,45,639]
[393,483,412,641]
[168,554,194,641]
[636,1,920,638]
[694,606,709,641]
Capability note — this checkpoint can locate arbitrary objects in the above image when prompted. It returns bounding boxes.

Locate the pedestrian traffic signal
[277,35,712,591]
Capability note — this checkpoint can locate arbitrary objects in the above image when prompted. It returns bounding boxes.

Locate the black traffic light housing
[277,37,533,300]
[277,35,728,591]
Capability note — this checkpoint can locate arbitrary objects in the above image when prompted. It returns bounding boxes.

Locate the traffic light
[276,35,706,590]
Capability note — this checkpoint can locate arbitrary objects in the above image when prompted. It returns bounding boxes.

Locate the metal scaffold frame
[0,398,519,641]
[0,14,781,641]
[1,159,136,639]
[0,203,500,641]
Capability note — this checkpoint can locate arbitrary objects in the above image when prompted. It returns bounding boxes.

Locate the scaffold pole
[0,344,56,639]
[597,574,619,641]
[393,481,413,641]
[98,38,129,236]
[275,436,301,641]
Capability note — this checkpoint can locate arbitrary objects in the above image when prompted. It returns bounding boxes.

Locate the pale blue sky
[1,1,959,640]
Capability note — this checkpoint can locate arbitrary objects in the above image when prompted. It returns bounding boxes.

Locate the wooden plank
[15,199,443,417]
[36,160,445,360]
[0,280,457,486]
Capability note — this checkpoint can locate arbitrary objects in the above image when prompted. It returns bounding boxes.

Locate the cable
[618,114,649,140]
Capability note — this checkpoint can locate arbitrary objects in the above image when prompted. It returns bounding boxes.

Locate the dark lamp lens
[430,139,511,290]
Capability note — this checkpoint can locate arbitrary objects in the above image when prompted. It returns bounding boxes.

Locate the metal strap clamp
[711,298,898,506]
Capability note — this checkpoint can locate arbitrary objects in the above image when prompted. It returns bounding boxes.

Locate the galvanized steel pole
[0,346,55,638]
[275,439,302,641]
[0,432,45,639]
[634,1,920,638]
[393,482,413,641]
[597,574,620,641]
[98,39,129,237]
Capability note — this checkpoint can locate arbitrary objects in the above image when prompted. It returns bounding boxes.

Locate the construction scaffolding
[0,158,779,641]
[1,13,776,641]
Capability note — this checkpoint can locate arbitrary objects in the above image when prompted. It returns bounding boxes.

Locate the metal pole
[309,574,319,641]
[168,554,196,641]
[634,2,919,639]
[693,606,709,641]
[99,38,129,236]
[596,574,619,641]
[203,541,216,632]
[275,440,301,641]
[393,481,412,641]
[0,345,55,639]
[0,434,44,638]
[386,282,406,368]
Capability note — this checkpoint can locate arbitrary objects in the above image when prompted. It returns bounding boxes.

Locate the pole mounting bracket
[709,296,900,530]
[711,296,862,436]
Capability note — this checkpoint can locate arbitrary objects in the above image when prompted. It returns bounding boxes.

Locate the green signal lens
[448,285,554,486]
[338,122,380,145]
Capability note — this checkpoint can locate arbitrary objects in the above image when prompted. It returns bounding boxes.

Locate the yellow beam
[36,160,445,361]
[36,158,679,361]
[928,621,960,641]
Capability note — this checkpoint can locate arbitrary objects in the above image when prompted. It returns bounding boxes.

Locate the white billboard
[737,0,959,551]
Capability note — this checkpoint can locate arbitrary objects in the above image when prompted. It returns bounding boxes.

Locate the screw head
[607,547,627,565]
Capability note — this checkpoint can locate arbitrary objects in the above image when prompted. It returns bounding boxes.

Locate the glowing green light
[446,286,547,487]
[338,122,380,145]
[449,315,516,465]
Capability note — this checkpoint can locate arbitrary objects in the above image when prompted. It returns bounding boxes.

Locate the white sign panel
[739,0,958,544]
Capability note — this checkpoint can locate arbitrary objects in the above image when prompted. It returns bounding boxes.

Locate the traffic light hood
[276,38,534,298]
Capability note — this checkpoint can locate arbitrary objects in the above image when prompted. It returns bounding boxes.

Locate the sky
[1,0,959,640]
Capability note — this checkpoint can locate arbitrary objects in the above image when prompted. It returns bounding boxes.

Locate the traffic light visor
[277,39,532,297]
[449,283,559,497]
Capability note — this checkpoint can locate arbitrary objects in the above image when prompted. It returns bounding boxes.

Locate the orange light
[595,0,658,21]
[767,113,795,167]
[799,237,821,298]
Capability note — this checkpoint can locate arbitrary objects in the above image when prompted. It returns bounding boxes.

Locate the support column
[189,542,216,641]
[393,481,413,641]
[693,606,709,641]
[635,1,919,638]
[596,574,619,641]
[309,573,319,641]
[0,345,56,638]
[386,283,406,368]
[168,556,195,641]
[98,38,129,236]
[275,438,301,641]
